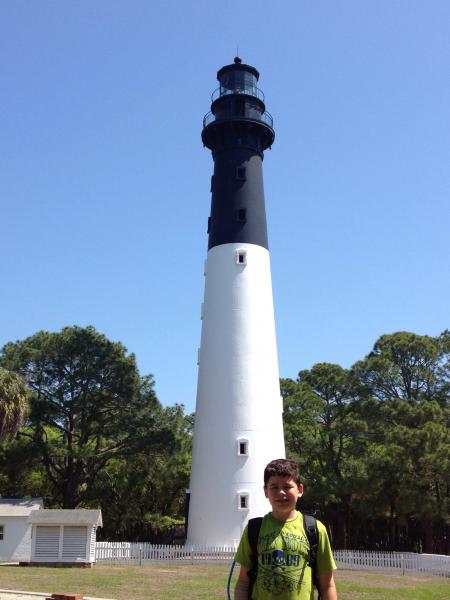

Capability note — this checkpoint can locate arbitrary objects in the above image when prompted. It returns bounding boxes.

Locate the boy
[234,459,337,600]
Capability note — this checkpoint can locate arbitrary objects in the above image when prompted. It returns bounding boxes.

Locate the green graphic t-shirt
[235,512,336,600]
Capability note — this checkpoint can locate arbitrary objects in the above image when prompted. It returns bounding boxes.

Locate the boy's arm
[234,565,250,600]
[318,571,337,600]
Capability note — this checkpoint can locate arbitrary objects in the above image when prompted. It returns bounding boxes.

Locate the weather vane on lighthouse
[186,57,285,546]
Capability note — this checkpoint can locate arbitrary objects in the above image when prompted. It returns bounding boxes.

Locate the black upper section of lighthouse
[202,58,275,251]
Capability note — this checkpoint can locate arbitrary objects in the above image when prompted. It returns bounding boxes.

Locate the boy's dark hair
[263,458,301,485]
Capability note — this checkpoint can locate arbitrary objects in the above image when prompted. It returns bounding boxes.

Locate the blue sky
[1,1,449,413]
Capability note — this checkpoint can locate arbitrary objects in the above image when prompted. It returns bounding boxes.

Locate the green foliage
[0,429,49,498]
[0,325,193,541]
[352,331,447,403]
[1,325,447,551]
[283,331,449,553]
[88,404,192,540]
[0,367,31,442]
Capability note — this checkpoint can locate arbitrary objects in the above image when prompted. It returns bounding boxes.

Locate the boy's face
[264,475,303,519]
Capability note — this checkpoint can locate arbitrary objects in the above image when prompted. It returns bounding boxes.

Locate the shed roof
[0,498,43,516]
[27,508,102,527]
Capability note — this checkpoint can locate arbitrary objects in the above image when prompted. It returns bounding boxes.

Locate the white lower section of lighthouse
[187,242,285,547]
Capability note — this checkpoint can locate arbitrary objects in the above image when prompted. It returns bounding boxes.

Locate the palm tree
[0,367,31,442]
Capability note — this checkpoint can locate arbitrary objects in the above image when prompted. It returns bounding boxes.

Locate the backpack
[246,514,320,600]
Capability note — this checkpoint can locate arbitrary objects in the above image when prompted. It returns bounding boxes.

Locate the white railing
[334,550,450,577]
[96,543,450,577]
[96,542,235,564]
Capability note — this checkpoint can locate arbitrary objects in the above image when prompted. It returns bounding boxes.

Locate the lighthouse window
[210,175,215,192]
[236,250,247,265]
[238,492,250,511]
[237,438,249,456]
[235,208,247,222]
[207,216,212,233]
[236,167,246,181]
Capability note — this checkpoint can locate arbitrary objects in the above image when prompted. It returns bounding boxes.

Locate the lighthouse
[186,58,285,546]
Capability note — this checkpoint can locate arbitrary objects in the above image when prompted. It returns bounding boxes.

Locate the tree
[282,331,449,552]
[352,331,448,404]
[282,363,369,547]
[0,433,50,499]
[0,326,176,509]
[352,331,450,553]
[0,367,31,442]
[88,404,193,541]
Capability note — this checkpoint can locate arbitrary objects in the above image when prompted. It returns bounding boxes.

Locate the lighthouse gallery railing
[203,110,273,129]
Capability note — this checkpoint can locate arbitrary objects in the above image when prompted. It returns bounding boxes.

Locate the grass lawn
[0,563,448,599]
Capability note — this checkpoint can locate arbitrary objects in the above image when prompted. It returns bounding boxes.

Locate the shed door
[62,526,88,560]
[34,526,60,559]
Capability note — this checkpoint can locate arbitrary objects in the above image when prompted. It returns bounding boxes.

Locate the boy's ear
[263,485,268,498]
[298,483,304,496]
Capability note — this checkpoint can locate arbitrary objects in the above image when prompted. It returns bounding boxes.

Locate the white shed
[27,509,102,567]
[0,498,43,561]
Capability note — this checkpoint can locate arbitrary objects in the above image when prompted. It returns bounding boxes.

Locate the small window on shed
[0,525,4,540]
[238,492,250,511]
[236,167,246,181]
[236,249,247,265]
[235,208,247,222]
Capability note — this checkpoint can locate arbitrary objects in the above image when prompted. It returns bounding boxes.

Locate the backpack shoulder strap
[303,514,320,598]
[303,513,318,557]
[246,517,263,600]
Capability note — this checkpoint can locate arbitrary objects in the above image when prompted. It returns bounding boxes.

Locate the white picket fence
[334,549,450,577]
[96,542,450,577]
[96,542,235,564]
